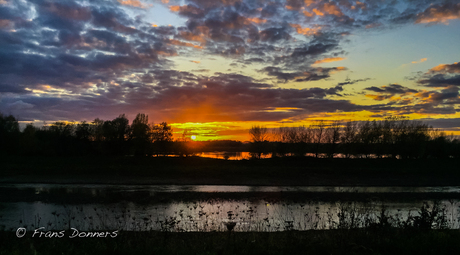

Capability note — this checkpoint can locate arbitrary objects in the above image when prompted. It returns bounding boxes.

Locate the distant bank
[1,156,460,186]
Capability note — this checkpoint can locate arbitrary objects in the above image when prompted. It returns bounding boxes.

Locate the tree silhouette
[151,122,173,155]
[131,113,151,156]
[249,126,269,158]
[0,113,20,155]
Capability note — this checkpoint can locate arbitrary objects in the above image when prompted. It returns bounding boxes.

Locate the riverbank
[1,156,460,186]
[1,229,459,255]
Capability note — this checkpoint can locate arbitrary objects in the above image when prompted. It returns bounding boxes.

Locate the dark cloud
[416,62,460,88]
[336,78,371,86]
[414,2,460,25]
[0,0,177,95]
[419,118,460,130]
[418,74,460,88]
[1,0,459,126]
[259,27,291,42]
[0,70,366,123]
[365,84,417,95]
[260,66,346,83]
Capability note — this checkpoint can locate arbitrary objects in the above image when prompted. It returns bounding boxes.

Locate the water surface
[1,184,459,232]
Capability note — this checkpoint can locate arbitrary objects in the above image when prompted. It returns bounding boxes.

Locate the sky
[1,0,460,141]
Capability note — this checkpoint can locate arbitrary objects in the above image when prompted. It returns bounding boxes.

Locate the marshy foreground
[2,228,460,255]
[2,157,460,254]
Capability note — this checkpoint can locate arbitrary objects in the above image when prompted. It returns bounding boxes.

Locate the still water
[1,184,460,232]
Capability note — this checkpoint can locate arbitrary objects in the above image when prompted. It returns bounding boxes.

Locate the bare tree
[341,121,358,158]
[312,120,326,158]
[249,125,268,142]
[325,120,341,158]
[249,126,269,159]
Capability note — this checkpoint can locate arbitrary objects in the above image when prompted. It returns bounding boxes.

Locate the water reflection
[168,152,389,160]
[2,184,460,193]
[1,184,460,232]
[1,200,459,232]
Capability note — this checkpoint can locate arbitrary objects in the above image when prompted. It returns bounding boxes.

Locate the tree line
[1,112,458,159]
[0,113,181,156]
[249,118,460,159]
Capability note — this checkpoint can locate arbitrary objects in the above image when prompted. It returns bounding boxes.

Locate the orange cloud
[414,90,432,101]
[118,0,147,8]
[303,10,314,17]
[167,39,203,49]
[329,66,347,74]
[415,3,460,25]
[304,0,314,6]
[313,8,324,16]
[246,17,267,24]
[290,23,321,35]
[191,60,200,64]
[169,5,180,12]
[179,31,207,43]
[429,62,460,73]
[411,58,428,64]
[323,3,343,17]
[156,51,178,56]
[161,0,169,3]
[313,57,345,65]
[355,1,366,10]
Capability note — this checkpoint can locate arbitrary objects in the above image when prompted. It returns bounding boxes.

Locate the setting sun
[191,135,197,140]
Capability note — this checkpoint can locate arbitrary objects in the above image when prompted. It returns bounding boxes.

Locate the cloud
[415,3,460,25]
[313,57,345,65]
[418,62,460,88]
[167,39,203,49]
[2,0,460,127]
[412,86,460,105]
[429,62,460,73]
[411,58,428,64]
[289,23,321,35]
[0,70,366,123]
[419,118,460,130]
[118,0,148,9]
[418,74,460,87]
[365,84,418,95]
[260,66,346,83]
[169,5,205,18]
[259,27,292,42]
[364,84,418,101]
[336,78,371,86]
[322,2,343,17]
[177,31,207,43]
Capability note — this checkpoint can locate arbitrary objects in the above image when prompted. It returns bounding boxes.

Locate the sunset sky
[1,0,459,140]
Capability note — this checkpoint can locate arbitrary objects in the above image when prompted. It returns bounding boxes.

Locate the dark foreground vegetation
[1,113,459,159]
[2,156,460,186]
[2,228,460,255]
[1,201,459,254]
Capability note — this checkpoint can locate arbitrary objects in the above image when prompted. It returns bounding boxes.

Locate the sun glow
[191,135,197,140]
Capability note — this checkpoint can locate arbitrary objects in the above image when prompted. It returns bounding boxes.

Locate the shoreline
[1,156,460,187]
